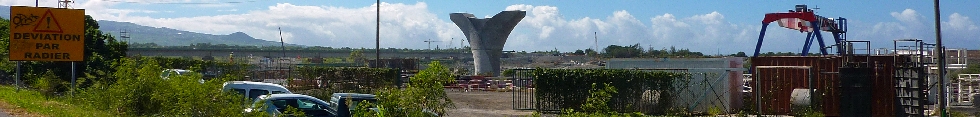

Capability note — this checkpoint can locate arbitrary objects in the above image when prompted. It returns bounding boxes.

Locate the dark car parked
[327,93,378,117]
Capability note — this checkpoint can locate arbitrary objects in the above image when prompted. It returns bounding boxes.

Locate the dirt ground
[445,89,535,117]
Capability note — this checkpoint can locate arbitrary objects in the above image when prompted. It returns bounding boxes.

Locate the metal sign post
[15,62,20,91]
[70,62,75,96]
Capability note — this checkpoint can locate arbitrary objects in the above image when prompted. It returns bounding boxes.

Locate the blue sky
[2,0,977,54]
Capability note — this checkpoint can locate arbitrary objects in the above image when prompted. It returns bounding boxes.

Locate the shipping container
[750,56,902,116]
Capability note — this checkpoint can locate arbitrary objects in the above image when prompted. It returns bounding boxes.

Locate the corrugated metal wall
[751,56,900,116]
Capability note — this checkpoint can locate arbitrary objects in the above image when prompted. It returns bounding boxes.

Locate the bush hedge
[533,69,688,114]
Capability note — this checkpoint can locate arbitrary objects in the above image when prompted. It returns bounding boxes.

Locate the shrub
[791,106,824,117]
[74,57,265,116]
[502,69,515,77]
[376,61,455,117]
[559,83,644,117]
[580,83,616,113]
[533,69,687,114]
[32,70,66,97]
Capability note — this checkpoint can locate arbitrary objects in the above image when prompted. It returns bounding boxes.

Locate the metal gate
[512,69,535,110]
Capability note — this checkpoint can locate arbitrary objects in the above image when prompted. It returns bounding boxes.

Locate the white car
[246,94,334,117]
[222,81,293,101]
[161,69,204,83]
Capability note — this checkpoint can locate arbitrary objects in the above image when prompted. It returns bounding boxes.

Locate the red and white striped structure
[775,15,840,33]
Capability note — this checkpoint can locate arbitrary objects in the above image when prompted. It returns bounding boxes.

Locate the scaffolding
[893,39,933,116]
[951,74,980,106]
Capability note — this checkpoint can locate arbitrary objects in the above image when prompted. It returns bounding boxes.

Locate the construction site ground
[445,89,535,117]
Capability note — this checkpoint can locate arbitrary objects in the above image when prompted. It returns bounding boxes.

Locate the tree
[646,47,664,57]
[964,64,980,74]
[602,44,643,58]
[377,61,455,116]
[584,48,598,57]
[669,46,677,54]
[0,18,15,72]
[573,50,585,55]
[733,52,748,57]
[347,50,366,63]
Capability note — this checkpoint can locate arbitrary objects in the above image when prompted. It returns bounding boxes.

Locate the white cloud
[688,11,724,25]
[944,13,979,31]
[854,9,979,50]
[503,4,532,11]
[941,13,980,47]
[891,9,921,23]
[503,4,768,53]
[86,2,464,49]
[58,1,978,53]
[645,11,768,53]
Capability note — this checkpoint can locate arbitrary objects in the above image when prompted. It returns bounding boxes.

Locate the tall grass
[0,86,116,117]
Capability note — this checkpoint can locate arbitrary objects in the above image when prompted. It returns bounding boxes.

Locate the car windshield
[175,70,190,75]
[248,89,269,100]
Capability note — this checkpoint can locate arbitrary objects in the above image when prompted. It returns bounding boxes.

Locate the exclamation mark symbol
[46,17,51,29]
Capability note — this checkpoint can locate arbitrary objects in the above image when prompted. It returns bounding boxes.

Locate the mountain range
[96,20,296,47]
[1,5,296,47]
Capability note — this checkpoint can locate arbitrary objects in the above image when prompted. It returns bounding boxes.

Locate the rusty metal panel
[840,67,873,116]
[750,56,898,116]
[855,56,899,117]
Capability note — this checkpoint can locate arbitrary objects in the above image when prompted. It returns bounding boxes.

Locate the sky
[2,0,978,55]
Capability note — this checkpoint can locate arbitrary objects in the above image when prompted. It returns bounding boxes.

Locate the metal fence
[511,68,737,114]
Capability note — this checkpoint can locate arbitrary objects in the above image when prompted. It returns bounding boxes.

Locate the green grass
[0,85,117,117]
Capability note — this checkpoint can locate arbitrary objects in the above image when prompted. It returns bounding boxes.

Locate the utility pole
[933,0,947,116]
[375,0,381,68]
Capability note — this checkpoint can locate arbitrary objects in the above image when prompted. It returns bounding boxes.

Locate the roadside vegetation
[73,58,264,116]
[374,61,456,117]
[0,85,116,117]
[0,17,266,116]
[0,56,266,116]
